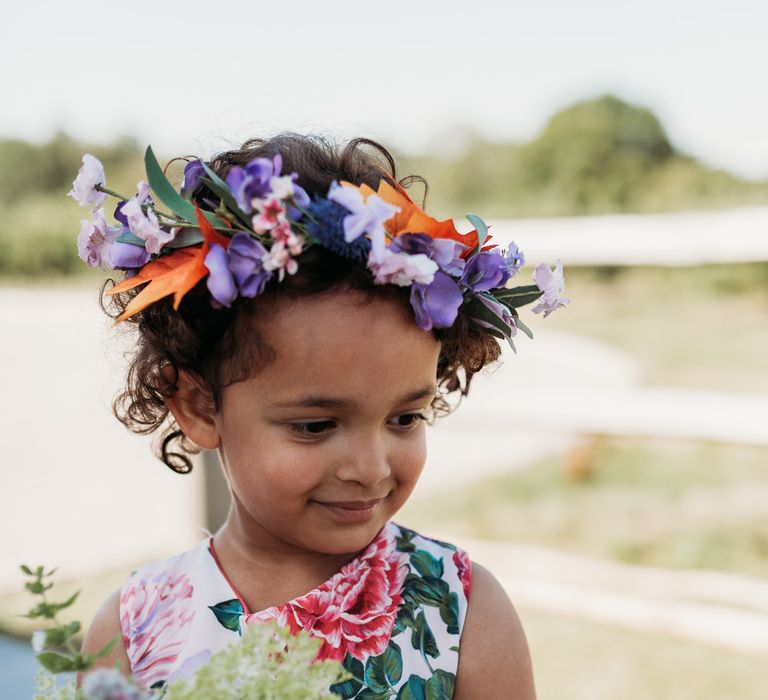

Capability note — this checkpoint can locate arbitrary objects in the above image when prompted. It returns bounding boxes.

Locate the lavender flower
[504,242,526,277]
[389,233,466,276]
[82,668,149,700]
[68,154,106,208]
[77,209,149,270]
[226,155,283,214]
[327,183,399,242]
[410,272,464,330]
[460,250,510,292]
[531,260,570,317]
[228,233,273,298]
[204,243,238,308]
[121,184,174,255]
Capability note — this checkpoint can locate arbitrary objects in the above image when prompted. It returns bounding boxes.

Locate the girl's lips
[312,499,383,523]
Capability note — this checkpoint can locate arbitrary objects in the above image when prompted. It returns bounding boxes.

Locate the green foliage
[163,620,346,700]
[408,95,768,217]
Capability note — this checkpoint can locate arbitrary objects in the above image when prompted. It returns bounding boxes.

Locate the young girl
[74,134,566,699]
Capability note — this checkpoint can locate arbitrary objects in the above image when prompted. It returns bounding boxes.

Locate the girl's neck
[211,509,361,613]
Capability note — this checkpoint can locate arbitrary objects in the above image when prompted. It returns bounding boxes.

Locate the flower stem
[94,184,129,201]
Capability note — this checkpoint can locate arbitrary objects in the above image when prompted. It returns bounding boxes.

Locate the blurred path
[449,535,768,656]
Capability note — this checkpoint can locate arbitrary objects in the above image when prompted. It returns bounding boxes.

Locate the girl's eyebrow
[271,385,437,410]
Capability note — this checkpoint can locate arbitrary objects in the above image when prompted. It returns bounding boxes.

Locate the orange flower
[108,207,228,322]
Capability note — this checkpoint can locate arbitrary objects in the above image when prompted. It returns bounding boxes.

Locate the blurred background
[1,1,767,698]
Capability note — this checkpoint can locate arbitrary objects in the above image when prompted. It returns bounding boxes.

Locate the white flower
[68,154,106,208]
[532,260,570,317]
[268,175,297,200]
[121,190,174,255]
[31,629,46,654]
[263,241,298,281]
[77,208,120,268]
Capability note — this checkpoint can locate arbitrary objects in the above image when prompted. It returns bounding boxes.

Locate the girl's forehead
[237,292,441,398]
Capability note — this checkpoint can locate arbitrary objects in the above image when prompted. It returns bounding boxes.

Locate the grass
[547,264,768,393]
[401,437,768,578]
[522,606,766,700]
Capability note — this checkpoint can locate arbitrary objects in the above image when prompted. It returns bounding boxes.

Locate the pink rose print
[120,572,195,688]
[452,549,472,600]
[247,528,408,663]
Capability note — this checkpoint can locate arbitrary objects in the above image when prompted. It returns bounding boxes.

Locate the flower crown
[70,147,569,347]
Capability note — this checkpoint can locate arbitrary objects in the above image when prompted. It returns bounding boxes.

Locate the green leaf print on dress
[208,598,244,634]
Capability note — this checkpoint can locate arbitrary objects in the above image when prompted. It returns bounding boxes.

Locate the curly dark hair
[106,134,501,474]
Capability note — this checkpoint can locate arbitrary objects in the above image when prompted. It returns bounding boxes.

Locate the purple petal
[410,271,464,331]
[108,242,151,270]
[460,251,510,292]
[181,160,205,197]
[228,233,272,298]
[204,243,238,307]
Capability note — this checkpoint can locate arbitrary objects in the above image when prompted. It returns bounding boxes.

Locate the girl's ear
[164,369,221,450]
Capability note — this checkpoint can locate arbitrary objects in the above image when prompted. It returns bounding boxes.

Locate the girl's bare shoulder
[80,589,130,676]
[453,562,537,700]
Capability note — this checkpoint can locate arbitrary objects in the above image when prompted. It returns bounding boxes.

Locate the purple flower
[204,243,238,308]
[504,242,526,277]
[532,260,570,317]
[328,183,399,242]
[389,233,466,276]
[410,271,464,330]
[181,159,206,197]
[471,294,517,336]
[228,232,273,297]
[77,208,149,270]
[460,250,510,292]
[68,154,106,208]
[226,155,283,213]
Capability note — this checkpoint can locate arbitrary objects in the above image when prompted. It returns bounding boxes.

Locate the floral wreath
[70,148,569,346]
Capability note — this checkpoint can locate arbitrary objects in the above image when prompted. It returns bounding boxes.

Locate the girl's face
[213,290,441,556]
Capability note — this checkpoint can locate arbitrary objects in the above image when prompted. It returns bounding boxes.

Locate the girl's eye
[390,413,427,429]
[290,420,337,437]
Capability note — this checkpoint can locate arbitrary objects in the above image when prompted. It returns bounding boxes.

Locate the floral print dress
[120,523,472,698]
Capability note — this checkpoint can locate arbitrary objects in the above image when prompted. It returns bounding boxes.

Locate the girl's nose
[335,434,392,487]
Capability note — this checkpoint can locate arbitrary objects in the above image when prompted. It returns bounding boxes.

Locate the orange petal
[108,206,227,322]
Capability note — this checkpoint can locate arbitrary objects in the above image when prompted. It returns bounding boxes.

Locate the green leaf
[438,592,460,634]
[397,675,427,700]
[514,315,534,339]
[364,643,402,692]
[25,581,45,594]
[466,213,488,250]
[37,651,76,674]
[395,529,417,553]
[494,284,543,308]
[394,604,416,635]
[330,655,364,699]
[57,591,80,612]
[116,230,148,246]
[165,228,205,248]
[144,147,224,228]
[356,690,393,700]
[463,295,514,338]
[410,551,444,579]
[425,669,455,700]
[44,621,81,647]
[20,564,33,576]
[208,599,244,634]
[404,574,450,609]
[410,611,439,659]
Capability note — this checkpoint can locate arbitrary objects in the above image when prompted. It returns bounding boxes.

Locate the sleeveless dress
[120,522,472,698]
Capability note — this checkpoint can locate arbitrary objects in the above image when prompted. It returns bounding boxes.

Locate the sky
[3,0,768,178]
